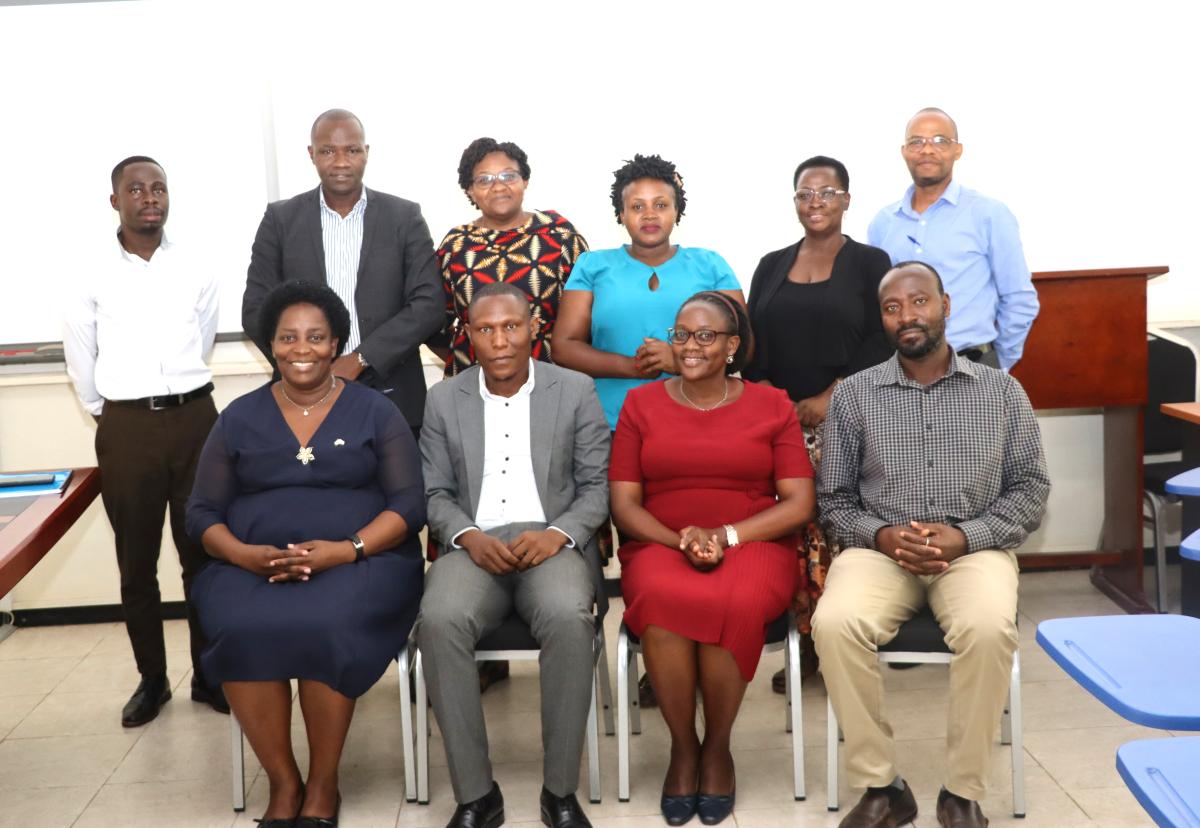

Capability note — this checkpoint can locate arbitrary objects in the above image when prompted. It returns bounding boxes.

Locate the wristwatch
[348,533,366,562]
[355,352,369,370]
[722,524,739,547]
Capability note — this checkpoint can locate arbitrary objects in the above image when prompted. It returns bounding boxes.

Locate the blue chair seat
[1164,466,1200,496]
[1182,528,1200,563]
[1116,736,1200,827]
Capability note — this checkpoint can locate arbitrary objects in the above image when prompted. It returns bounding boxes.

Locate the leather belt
[108,382,214,411]
[956,342,994,361]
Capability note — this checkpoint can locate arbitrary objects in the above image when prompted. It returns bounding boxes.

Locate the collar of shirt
[319,186,368,220]
[116,230,171,264]
[478,359,537,402]
[874,349,978,389]
[898,178,962,219]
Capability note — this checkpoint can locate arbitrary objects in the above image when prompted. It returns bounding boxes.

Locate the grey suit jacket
[420,361,612,616]
[242,186,442,427]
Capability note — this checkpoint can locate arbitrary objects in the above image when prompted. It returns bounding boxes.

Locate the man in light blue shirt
[868,108,1039,370]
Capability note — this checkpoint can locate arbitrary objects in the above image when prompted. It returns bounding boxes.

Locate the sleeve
[62,282,103,416]
[771,391,813,480]
[955,378,1050,551]
[358,204,444,375]
[185,417,239,544]
[544,380,611,549]
[987,204,1039,371]
[563,250,596,292]
[866,208,891,252]
[425,230,458,353]
[843,245,895,376]
[375,402,427,534]
[741,253,773,383]
[816,382,888,549]
[559,221,590,273]
[243,205,283,360]
[196,269,220,362]
[705,250,742,291]
[419,389,478,545]
[608,390,644,482]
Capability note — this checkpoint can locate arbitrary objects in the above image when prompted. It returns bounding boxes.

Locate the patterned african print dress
[432,210,588,378]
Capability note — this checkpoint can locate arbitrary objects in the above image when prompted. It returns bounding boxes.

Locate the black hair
[467,282,532,317]
[888,260,946,296]
[258,281,352,357]
[111,155,163,192]
[792,155,850,190]
[310,108,366,143]
[678,291,753,375]
[610,154,686,223]
[457,137,531,208]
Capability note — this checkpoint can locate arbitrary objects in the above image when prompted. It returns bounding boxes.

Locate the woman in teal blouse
[555,154,745,431]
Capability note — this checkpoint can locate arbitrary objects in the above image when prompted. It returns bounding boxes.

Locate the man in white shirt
[417,283,611,828]
[63,156,226,727]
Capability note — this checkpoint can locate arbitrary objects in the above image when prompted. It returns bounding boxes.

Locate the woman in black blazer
[743,155,892,688]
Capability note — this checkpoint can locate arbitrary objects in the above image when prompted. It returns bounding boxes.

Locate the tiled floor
[0,567,1180,827]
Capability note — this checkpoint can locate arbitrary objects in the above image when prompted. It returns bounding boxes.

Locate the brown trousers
[95,394,217,683]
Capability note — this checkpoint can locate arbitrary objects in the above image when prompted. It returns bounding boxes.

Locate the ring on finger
[924,536,930,547]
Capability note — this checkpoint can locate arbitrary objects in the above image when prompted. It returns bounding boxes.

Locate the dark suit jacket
[420,361,612,617]
[242,186,442,427]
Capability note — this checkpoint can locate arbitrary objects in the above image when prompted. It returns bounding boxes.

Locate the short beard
[890,324,945,359]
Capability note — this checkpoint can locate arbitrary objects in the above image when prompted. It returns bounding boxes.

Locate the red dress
[611,380,813,680]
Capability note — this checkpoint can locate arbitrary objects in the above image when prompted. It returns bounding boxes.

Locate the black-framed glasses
[904,135,958,152]
[794,188,847,204]
[472,170,523,189]
[667,327,734,346]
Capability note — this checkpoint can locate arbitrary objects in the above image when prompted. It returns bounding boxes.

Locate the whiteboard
[2,0,1196,345]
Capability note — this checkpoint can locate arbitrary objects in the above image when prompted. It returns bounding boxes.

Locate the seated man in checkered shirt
[812,261,1050,828]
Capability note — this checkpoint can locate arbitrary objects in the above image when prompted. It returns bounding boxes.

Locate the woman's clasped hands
[678,525,727,570]
[232,540,355,583]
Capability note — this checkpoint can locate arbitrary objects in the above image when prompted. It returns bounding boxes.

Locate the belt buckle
[147,396,171,411]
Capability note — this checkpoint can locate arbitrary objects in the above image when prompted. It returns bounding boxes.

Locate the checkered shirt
[817,351,1050,553]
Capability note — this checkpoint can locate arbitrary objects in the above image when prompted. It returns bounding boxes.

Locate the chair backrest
[1146,333,1199,456]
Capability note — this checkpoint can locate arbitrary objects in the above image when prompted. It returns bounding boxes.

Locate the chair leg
[617,626,631,802]
[1009,650,1026,818]
[587,671,602,803]
[787,624,806,801]
[826,695,839,811]
[398,644,416,802]
[629,651,642,735]
[784,643,792,734]
[1145,492,1169,612]
[415,649,430,805]
[231,713,246,812]
[597,628,615,736]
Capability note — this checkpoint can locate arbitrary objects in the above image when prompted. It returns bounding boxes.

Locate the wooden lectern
[1012,266,1168,613]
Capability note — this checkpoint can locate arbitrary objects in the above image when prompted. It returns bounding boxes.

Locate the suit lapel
[307,187,327,282]
[530,363,560,506]
[456,374,486,515]
[355,188,379,299]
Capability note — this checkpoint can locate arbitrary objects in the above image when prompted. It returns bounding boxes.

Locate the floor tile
[0,621,110,660]
[0,655,81,697]
[9,689,136,738]
[0,784,99,828]
[1023,724,1164,791]
[0,692,43,739]
[73,778,237,828]
[53,648,189,694]
[109,721,262,784]
[0,733,139,791]
[1068,783,1156,826]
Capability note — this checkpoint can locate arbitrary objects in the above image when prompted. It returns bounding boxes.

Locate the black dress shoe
[838,781,918,828]
[660,791,698,825]
[540,787,592,828]
[447,782,504,828]
[697,788,735,825]
[936,788,988,827]
[191,679,230,714]
[254,819,295,827]
[296,793,340,828]
[121,674,171,727]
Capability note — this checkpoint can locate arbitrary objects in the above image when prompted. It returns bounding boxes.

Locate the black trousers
[95,393,217,683]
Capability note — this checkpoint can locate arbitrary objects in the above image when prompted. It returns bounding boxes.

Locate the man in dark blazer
[242,108,441,430]
[416,283,610,828]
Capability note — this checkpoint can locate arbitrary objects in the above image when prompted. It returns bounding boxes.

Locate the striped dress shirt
[319,187,367,352]
[817,351,1049,554]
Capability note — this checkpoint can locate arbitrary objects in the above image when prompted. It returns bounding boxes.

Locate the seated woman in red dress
[610,291,815,826]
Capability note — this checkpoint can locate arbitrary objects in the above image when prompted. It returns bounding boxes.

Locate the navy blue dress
[186,381,425,698]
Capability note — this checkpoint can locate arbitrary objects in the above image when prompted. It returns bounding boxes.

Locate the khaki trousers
[811,547,1019,800]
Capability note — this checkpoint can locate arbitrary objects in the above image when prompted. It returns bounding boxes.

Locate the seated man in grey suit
[417,282,610,828]
[242,108,441,434]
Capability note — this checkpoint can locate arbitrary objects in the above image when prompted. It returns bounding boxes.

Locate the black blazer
[242,186,442,427]
[744,236,893,386]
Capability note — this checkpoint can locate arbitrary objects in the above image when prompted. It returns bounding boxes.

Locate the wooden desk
[1162,402,1200,616]
[1011,266,1168,613]
[0,467,101,640]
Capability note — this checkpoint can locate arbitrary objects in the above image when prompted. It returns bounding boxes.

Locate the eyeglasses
[472,170,523,189]
[666,327,734,346]
[794,188,847,204]
[904,135,958,152]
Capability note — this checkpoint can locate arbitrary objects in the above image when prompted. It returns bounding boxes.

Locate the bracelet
[722,524,739,547]
[348,533,366,562]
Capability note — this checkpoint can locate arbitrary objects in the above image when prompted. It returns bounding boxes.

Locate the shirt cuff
[548,525,577,549]
[853,515,890,551]
[955,519,993,554]
[450,526,480,549]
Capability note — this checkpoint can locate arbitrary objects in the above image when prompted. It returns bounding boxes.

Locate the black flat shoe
[121,674,171,727]
[191,679,230,714]
[296,793,340,827]
[254,820,295,828]
[696,788,735,825]
[540,787,592,827]
[660,791,698,825]
[448,782,504,828]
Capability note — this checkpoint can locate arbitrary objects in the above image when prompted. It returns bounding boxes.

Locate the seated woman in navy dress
[186,282,425,827]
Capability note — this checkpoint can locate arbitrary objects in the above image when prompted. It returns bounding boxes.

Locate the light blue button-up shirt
[868,180,1039,370]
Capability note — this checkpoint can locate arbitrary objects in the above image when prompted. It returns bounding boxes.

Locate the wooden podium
[1011,266,1168,613]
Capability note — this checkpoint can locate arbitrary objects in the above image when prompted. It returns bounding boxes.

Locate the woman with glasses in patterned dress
[743,155,893,690]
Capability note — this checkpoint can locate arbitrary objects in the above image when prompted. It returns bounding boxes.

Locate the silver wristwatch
[723,524,739,547]
[356,352,369,369]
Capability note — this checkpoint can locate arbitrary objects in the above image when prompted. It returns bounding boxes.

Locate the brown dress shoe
[936,790,988,827]
[839,783,918,828]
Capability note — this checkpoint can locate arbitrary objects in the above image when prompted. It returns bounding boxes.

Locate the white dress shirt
[63,233,219,416]
[319,187,366,353]
[451,361,574,548]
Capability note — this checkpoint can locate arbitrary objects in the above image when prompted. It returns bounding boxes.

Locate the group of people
[61,105,1051,828]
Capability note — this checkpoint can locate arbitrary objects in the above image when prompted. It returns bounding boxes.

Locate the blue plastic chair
[1165,466,1200,497]
[1116,736,1200,827]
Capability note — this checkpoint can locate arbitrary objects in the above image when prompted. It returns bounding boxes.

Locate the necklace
[678,377,729,412]
[280,375,338,417]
